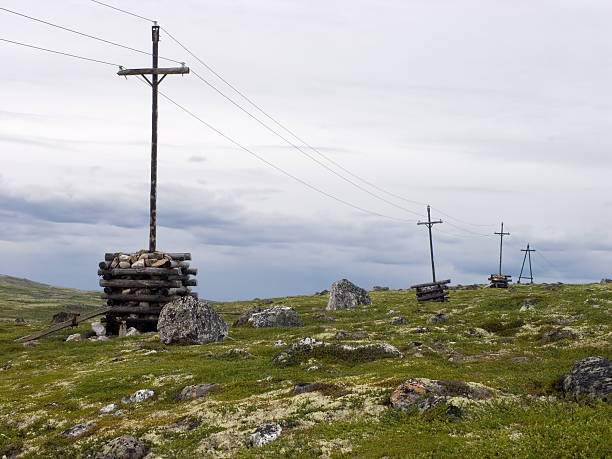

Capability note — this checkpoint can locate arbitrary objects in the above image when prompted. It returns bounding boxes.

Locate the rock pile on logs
[98,251,197,334]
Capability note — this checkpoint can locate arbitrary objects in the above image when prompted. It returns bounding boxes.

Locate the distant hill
[0,274,104,321]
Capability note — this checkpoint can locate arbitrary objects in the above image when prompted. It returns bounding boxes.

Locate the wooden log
[182,279,197,287]
[106,306,163,315]
[169,261,190,269]
[411,280,451,289]
[416,290,450,301]
[99,261,110,270]
[168,287,191,295]
[104,252,191,261]
[100,279,181,288]
[184,268,197,276]
[165,253,191,261]
[98,267,182,277]
[101,293,177,302]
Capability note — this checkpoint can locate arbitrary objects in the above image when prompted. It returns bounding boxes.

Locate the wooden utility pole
[118,24,189,252]
[518,243,535,284]
[417,205,443,282]
[494,222,510,275]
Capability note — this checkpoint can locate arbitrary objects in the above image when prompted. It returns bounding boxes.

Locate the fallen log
[100,279,181,288]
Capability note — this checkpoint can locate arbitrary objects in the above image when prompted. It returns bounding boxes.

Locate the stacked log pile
[488,274,511,288]
[410,280,450,303]
[98,251,197,334]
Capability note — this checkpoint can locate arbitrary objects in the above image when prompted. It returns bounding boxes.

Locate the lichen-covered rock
[314,314,336,322]
[95,435,148,459]
[91,322,106,336]
[326,279,372,310]
[248,305,303,328]
[176,383,219,401]
[65,333,82,342]
[158,297,228,345]
[232,306,265,327]
[468,327,490,338]
[390,378,493,413]
[122,389,154,404]
[250,423,282,447]
[99,403,118,414]
[562,356,612,401]
[391,316,408,325]
[62,423,95,437]
[14,317,25,324]
[542,328,576,344]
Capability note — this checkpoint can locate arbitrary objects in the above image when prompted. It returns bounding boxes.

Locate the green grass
[0,278,610,457]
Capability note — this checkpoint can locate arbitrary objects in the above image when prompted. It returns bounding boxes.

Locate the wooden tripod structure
[517,243,535,284]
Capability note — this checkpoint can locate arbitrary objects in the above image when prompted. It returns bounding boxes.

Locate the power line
[0,6,183,65]
[153,85,416,224]
[89,0,155,23]
[86,0,498,231]
[190,69,425,219]
[0,38,120,67]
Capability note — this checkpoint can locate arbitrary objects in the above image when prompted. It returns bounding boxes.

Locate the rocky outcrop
[390,378,493,413]
[95,435,148,459]
[542,328,576,344]
[248,305,303,328]
[232,306,265,327]
[250,423,282,447]
[326,279,372,310]
[158,297,228,345]
[273,337,403,365]
[62,423,95,437]
[562,356,612,401]
[176,383,219,401]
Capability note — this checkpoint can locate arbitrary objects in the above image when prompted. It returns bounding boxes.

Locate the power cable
[0,38,120,67]
[89,0,155,23]
[151,86,416,224]
[0,7,183,65]
[85,0,497,229]
[190,69,425,219]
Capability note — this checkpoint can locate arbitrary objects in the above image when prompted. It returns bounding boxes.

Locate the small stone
[333,331,369,340]
[542,329,576,344]
[122,389,154,404]
[131,259,145,268]
[62,423,95,437]
[118,254,130,262]
[391,316,409,325]
[125,327,140,337]
[414,327,431,333]
[95,435,148,459]
[92,322,106,337]
[99,403,118,414]
[274,340,286,347]
[307,365,320,371]
[152,258,169,268]
[426,313,449,324]
[176,383,219,401]
[66,333,82,342]
[314,314,336,322]
[250,423,282,447]
[14,317,25,324]
[520,304,535,311]
[509,356,532,363]
[118,261,131,269]
[468,327,490,338]
[23,341,37,347]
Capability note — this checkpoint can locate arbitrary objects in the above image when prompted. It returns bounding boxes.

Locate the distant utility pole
[117,24,189,252]
[417,205,443,282]
[518,243,536,284]
[494,222,510,275]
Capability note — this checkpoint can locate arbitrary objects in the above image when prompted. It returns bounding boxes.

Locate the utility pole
[518,243,536,284]
[417,205,443,282]
[118,24,189,252]
[494,222,510,275]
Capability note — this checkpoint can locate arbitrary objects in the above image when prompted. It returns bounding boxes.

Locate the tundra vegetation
[0,274,610,458]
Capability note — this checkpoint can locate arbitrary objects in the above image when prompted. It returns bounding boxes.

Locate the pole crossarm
[117,67,189,76]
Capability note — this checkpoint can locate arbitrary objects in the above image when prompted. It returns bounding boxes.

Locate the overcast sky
[1,0,611,300]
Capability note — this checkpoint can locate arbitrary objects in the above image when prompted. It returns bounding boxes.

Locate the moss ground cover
[0,277,610,457]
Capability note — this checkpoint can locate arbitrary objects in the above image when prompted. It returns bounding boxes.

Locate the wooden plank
[106,306,163,315]
[100,279,181,288]
[101,293,176,302]
[98,267,182,276]
[410,279,451,289]
[416,291,450,301]
[117,67,190,76]
[15,306,112,343]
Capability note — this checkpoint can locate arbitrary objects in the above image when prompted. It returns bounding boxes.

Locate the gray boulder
[426,313,449,324]
[95,435,148,459]
[122,389,154,404]
[62,423,95,437]
[14,317,25,324]
[248,305,303,328]
[158,297,228,345]
[92,322,106,337]
[326,279,372,310]
[176,383,219,401]
[250,423,282,447]
[563,356,612,401]
[391,316,408,325]
[542,328,576,344]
